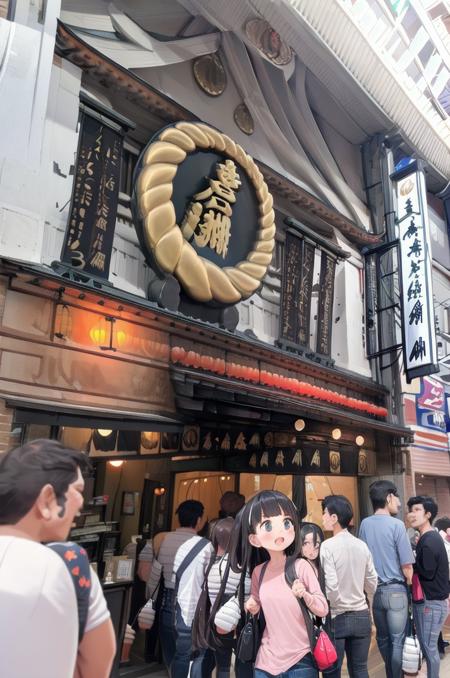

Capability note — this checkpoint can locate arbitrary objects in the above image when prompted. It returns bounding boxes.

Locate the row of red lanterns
[170,346,388,418]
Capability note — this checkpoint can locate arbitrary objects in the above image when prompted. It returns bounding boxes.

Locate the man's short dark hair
[435,517,450,532]
[407,495,438,524]
[369,480,398,511]
[176,500,204,528]
[322,495,353,529]
[219,491,245,518]
[0,439,91,525]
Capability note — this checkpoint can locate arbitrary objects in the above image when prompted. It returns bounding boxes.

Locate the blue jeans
[159,588,176,670]
[254,653,317,678]
[413,599,448,678]
[372,584,408,678]
[324,609,372,678]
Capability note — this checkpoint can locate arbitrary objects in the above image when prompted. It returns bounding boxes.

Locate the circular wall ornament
[244,19,293,66]
[134,122,275,305]
[193,53,227,96]
[234,103,254,135]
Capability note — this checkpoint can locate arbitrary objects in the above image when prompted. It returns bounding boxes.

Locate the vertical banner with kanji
[316,251,336,356]
[392,161,438,382]
[61,113,123,278]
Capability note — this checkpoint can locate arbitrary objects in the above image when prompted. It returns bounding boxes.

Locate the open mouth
[275,537,284,545]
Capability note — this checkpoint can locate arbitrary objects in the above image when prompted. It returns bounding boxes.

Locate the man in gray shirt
[359,480,414,678]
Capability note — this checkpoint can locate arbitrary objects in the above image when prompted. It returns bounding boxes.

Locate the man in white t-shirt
[0,535,78,678]
[0,438,115,678]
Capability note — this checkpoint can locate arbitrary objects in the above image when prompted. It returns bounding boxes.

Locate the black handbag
[235,561,269,664]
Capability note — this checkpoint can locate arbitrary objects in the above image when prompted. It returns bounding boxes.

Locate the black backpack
[192,553,236,651]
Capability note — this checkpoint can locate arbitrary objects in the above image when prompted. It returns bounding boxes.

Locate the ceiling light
[109,460,124,468]
[294,418,306,432]
[331,428,342,440]
[355,435,365,446]
[98,429,113,437]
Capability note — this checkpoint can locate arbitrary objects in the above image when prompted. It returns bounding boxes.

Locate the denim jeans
[323,609,372,678]
[254,653,317,678]
[159,588,176,670]
[413,599,448,678]
[372,583,408,678]
[171,602,198,678]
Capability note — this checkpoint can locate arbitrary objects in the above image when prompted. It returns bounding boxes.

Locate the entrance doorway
[171,471,236,528]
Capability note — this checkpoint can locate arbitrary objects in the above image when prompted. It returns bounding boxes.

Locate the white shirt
[320,529,378,618]
[0,536,78,678]
[173,535,213,626]
[86,567,111,632]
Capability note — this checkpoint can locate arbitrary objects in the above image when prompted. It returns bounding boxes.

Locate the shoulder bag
[402,589,422,675]
[285,559,337,671]
[235,561,269,663]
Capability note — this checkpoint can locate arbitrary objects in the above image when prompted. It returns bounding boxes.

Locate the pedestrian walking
[192,517,242,678]
[142,499,211,676]
[320,495,378,678]
[359,480,414,678]
[407,495,450,677]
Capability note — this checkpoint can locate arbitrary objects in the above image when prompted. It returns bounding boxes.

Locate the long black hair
[192,517,235,651]
[299,522,326,596]
[229,490,301,574]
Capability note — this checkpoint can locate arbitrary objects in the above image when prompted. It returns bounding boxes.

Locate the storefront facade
[3,2,449,673]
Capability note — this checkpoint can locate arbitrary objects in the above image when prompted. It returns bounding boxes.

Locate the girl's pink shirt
[251,558,328,674]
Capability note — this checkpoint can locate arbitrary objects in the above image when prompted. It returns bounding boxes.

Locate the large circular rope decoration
[135,122,276,304]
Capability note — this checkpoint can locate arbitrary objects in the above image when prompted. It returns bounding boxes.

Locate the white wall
[0,3,62,263]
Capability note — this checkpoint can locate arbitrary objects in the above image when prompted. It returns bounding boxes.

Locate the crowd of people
[0,438,449,678]
[139,482,450,678]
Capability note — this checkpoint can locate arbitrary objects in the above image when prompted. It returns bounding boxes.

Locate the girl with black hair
[192,518,245,678]
[215,491,328,678]
[299,523,325,580]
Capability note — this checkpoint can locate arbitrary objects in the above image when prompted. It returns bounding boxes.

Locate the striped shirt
[208,554,241,607]
[145,528,197,593]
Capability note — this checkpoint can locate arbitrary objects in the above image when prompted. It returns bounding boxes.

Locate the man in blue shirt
[359,480,414,678]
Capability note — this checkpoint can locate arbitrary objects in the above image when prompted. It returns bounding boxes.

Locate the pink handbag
[313,628,338,671]
[412,573,424,603]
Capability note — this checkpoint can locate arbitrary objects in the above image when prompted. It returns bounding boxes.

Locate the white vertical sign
[393,162,438,383]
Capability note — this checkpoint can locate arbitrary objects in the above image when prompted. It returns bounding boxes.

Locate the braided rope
[136,122,275,304]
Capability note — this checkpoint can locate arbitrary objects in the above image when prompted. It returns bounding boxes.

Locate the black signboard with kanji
[316,252,336,356]
[61,113,122,278]
[279,230,315,348]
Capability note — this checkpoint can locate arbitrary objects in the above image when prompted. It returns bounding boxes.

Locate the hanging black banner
[316,251,336,356]
[279,230,316,348]
[61,113,122,278]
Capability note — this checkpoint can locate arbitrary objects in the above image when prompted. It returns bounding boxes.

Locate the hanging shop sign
[61,112,123,278]
[196,427,374,476]
[280,230,315,347]
[392,160,438,383]
[132,122,275,305]
[316,251,336,356]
